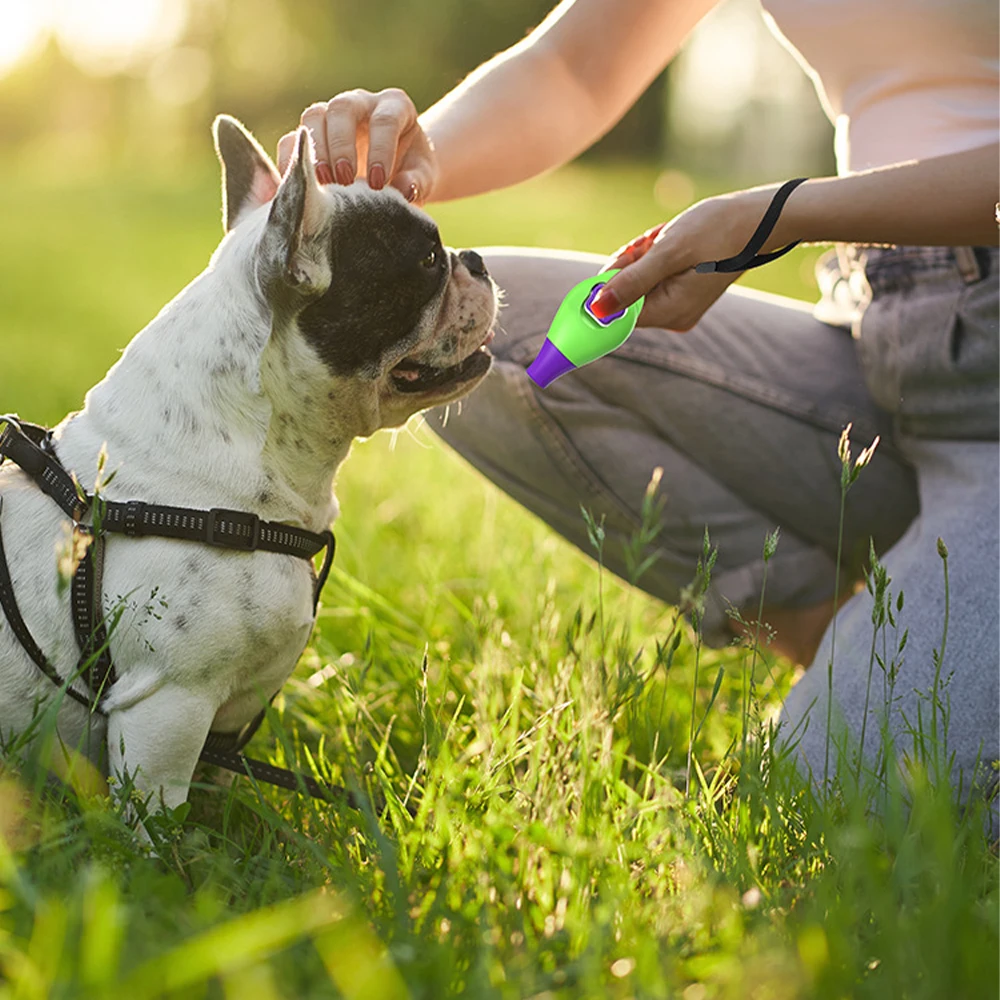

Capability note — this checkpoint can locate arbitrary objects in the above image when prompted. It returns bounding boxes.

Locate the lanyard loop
[695,177,808,274]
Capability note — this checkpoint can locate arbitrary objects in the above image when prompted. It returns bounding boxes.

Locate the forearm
[596,141,998,328]
[419,42,604,202]
[771,143,1000,249]
[421,0,714,202]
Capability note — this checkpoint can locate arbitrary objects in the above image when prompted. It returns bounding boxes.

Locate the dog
[0,115,497,814]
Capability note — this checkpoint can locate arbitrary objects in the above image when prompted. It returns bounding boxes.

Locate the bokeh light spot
[53,0,188,76]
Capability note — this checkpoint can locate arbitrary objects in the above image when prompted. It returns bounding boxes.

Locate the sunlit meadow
[0,156,996,999]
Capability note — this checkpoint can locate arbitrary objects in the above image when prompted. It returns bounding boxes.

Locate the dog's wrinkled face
[213,115,496,437]
[295,190,496,427]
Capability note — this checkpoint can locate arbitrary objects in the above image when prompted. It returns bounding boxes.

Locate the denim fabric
[843,245,998,440]
[427,244,999,803]
[431,248,920,645]
[782,436,999,814]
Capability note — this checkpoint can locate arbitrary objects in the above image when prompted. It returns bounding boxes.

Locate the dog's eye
[420,249,438,270]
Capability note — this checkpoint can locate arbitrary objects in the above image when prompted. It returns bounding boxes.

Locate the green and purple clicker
[526,270,644,388]
[525,177,809,388]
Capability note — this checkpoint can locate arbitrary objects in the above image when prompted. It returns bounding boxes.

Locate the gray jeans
[429,244,999,799]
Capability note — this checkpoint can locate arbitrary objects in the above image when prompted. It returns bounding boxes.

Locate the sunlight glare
[0,0,51,79]
[53,0,187,76]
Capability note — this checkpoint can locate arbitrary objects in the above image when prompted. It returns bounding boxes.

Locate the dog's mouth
[390,331,495,395]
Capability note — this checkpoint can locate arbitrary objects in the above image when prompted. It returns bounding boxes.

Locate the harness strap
[71,534,117,700]
[0,499,97,713]
[1,416,347,804]
[312,529,336,613]
[0,419,333,564]
[0,420,87,521]
[101,500,329,562]
[197,746,358,807]
[1,417,335,610]
[202,705,270,755]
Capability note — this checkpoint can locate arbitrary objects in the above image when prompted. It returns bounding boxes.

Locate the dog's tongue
[391,359,422,381]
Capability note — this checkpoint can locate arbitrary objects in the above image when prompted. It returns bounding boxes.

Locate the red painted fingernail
[627,235,654,257]
[334,158,354,186]
[589,287,621,319]
[368,163,386,190]
[315,161,334,185]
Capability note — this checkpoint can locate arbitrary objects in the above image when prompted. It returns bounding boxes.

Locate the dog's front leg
[107,684,216,814]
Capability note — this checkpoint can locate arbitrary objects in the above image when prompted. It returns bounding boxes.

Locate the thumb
[589,241,681,320]
[391,167,433,206]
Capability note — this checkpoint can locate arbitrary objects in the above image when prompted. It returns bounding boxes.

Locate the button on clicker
[582,283,626,326]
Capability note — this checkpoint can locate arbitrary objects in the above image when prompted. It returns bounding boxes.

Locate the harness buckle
[206,508,261,551]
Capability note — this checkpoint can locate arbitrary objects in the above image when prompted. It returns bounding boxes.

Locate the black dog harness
[0,415,352,805]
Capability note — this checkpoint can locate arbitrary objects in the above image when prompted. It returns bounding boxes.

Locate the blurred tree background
[1,0,840,423]
[0,0,833,180]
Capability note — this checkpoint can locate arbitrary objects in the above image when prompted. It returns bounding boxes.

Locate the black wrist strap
[695,177,808,274]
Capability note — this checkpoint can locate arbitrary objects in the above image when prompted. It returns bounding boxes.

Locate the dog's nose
[459,249,488,279]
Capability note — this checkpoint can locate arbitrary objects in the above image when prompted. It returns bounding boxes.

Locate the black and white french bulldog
[0,116,496,812]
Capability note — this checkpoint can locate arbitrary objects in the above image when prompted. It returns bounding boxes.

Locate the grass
[0,159,997,999]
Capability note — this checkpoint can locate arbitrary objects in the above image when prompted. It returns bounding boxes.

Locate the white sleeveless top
[760,0,999,173]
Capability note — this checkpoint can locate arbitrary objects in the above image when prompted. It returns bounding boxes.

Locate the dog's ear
[259,126,330,294]
[213,114,281,233]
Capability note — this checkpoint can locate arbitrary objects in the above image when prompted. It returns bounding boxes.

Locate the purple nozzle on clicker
[526,339,576,388]
[527,270,644,389]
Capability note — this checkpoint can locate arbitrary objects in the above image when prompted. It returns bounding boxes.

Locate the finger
[276,131,297,176]
[602,243,645,273]
[366,88,418,190]
[601,245,638,273]
[602,223,667,273]
[323,90,376,184]
[590,237,683,318]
